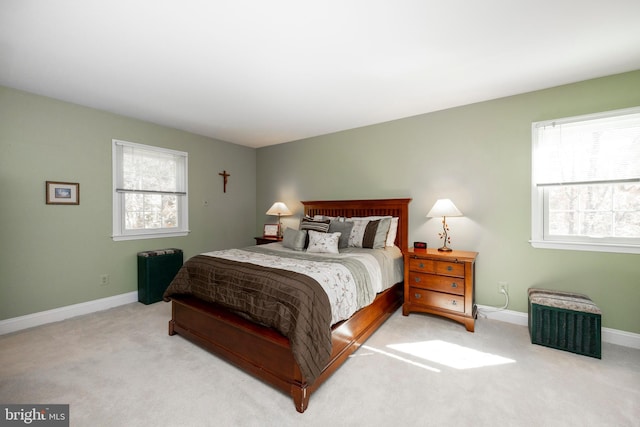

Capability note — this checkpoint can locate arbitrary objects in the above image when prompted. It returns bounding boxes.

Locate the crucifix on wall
[219,170,230,193]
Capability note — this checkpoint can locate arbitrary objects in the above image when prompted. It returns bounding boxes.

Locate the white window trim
[530,106,640,255]
[112,139,189,241]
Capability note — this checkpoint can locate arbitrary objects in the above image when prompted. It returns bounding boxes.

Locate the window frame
[530,106,640,254]
[112,139,189,241]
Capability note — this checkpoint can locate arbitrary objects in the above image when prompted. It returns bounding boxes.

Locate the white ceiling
[2,1,640,148]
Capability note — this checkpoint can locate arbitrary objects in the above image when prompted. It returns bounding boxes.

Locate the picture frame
[263,223,279,237]
[46,181,80,205]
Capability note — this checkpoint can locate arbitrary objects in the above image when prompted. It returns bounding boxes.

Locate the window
[112,139,189,241]
[531,107,640,254]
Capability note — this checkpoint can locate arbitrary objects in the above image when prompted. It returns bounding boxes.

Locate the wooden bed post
[291,384,309,413]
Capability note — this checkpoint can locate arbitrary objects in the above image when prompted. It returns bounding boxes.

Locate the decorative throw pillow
[347,217,392,249]
[282,228,307,251]
[347,216,395,248]
[299,216,331,233]
[367,216,392,249]
[347,218,370,247]
[306,230,341,254]
[361,219,382,248]
[328,220,354,249]
[300,216,331,248]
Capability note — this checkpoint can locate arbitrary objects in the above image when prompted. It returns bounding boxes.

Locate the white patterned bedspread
[200,245,403,325]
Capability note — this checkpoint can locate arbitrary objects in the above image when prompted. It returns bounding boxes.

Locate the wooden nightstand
[403,247,478,332]
[254,236,282,245]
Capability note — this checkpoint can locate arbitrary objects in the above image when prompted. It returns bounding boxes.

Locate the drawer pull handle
[414,293,421,299]
[451,283,458,288]
[419,262,425,269]
[414,277,421,283]
[447,266,453,271]
[451,300,457,305]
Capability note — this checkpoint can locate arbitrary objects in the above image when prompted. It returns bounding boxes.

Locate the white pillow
[347,218,370,248]
[306,230,341,254]
[386,217,399,247]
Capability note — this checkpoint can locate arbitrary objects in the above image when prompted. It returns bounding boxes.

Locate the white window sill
[112,230,189,241]
[529,240,640,255]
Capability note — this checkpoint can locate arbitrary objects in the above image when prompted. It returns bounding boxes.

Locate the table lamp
[427,199,462,252]
[266,202,292,238]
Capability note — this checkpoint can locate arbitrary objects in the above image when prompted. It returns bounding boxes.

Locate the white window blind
[115,142,187,195]
[112,139,189,240]
[534,111,640,186]
[531,107,640,254]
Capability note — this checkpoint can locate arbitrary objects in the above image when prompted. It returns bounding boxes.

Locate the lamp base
[437,246,453,252]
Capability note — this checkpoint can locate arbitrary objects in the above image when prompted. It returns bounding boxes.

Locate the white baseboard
[0,291,138,335]
[477,304,640,350]
[2,297,638,350]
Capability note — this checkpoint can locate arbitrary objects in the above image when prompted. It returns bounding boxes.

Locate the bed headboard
[301,198,412,251]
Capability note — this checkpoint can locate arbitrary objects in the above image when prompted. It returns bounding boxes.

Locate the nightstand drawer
[409,258,464,277]
[409,258,436,273]
[409,272,464,296]
[409,288,465,313]
[435,261,464,277]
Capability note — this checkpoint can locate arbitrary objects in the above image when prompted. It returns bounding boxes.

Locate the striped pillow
[300,216,330,233]
[348,217,392,249]
[300,217,330,248]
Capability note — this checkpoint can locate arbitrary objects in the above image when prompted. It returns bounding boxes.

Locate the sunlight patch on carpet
[387,340,516,369]
[357,345,441,372]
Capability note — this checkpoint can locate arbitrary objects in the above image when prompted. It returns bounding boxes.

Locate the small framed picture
[46,181,80,205]
[263,224,279,237]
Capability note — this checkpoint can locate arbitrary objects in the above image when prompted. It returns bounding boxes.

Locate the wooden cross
[218,170,230,193]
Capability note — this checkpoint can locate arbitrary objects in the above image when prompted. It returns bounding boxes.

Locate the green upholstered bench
[528,288,602,359]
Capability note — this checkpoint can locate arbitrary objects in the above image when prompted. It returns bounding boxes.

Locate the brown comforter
[163,254,332,384]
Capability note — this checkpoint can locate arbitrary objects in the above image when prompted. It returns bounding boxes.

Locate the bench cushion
[528,288,602,315]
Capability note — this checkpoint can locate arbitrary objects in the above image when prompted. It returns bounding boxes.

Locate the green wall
[2,71,639,334]
[0,86,256,320]
[256,70,640,334]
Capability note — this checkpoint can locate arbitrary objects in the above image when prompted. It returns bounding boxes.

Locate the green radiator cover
[137,249,183,305]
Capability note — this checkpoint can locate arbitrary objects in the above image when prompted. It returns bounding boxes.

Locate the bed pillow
[386,217,399,246]
[369,216,392,249]
[300,216,331,233]
[306,230,341,254]
[300,216,331,248]
[347,217,392,249]
[313,215,337,221]
[347,218,369,248]
[282,228,307,251]
[328,220,354,249]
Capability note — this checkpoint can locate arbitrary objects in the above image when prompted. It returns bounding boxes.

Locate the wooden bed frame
[167,198,411,412]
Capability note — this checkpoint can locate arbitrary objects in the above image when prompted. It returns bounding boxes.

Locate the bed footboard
[168,282,402,412]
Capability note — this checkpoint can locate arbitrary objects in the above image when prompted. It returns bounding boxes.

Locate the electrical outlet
[100,274,110,286]
[498,281,508,294]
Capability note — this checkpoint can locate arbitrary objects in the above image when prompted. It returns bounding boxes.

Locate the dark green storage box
[137,248,183,305]
[528,288,602,359]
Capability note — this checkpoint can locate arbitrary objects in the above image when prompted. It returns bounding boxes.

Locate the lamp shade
[426,199,462,218]
[266,202,292,216]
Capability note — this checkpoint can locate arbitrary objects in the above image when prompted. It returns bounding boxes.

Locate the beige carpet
[1,301,638,426]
